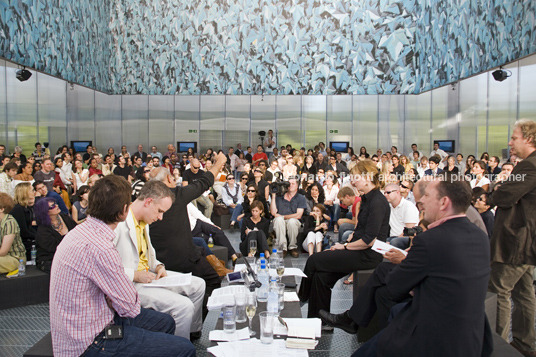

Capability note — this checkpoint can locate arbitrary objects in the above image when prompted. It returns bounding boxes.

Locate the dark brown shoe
[290,248,299,258]
[510,341,536,357]
[282,250,288,258]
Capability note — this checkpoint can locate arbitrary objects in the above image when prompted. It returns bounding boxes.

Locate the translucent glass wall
[1,54,536,159]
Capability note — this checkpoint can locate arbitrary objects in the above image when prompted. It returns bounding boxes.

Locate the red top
[252,152,268,166]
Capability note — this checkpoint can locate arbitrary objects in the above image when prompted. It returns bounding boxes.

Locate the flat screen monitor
[71,141,92,153]
[434,140,455,153]
[177,141,198,153]
[330,141,349,153]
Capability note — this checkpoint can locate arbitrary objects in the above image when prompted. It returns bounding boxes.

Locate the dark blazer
[489,150,536,265]
[423,168,444,176]
[378,217,491,357]
[36,214,77,273]
[150,172,215,272]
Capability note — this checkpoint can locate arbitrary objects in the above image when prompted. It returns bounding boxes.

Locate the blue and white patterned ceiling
[1,0,535,95]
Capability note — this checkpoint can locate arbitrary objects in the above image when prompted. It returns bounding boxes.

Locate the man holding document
[114,180,206,341]
[322,178,492,356]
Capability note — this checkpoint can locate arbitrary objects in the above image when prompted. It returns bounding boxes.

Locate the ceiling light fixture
[16,67,32,82]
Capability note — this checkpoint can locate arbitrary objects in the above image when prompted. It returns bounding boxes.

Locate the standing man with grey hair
[488,119,536,357]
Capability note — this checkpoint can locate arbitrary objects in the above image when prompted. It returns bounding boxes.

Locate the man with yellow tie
[114,180,206,340]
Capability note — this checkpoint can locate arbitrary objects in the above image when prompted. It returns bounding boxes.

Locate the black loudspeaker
[492,69,508,82]
[16,69,32,82]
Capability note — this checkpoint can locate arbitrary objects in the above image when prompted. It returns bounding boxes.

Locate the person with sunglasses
[237,184,270,223]
[221,175,243,229]
[34,197,77,273]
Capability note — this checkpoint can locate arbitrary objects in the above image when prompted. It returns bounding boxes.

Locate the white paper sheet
[268,267,307,278]
[371,240,408,256]
[283,292,300,302]
[209,328,250,342]
[142,272,192,288]
[273,318,322,339]
[207,286,246,310]
[207,339,308,357]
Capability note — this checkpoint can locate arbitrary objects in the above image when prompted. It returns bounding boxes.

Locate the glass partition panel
[67,84,94,148]
[276,96,302,149]
[353,95,378,153]
[251,95,275,150]
[459,73,487,158]
[149,95,174,153]
[518,55,536,121]
[406,91,431,158]
[200,95,225,152]
[95,93,121,152]
[0,61,7,147]
[6,62,38,154]
[326,96,352,151]
[38,73,67,153]
[121,95,149,152]
[378,95,405,152]
[488,62,517,158]
[303,95,326,149]
[430,86,449,147]
[175,96,200,154]
[225,96,250,149]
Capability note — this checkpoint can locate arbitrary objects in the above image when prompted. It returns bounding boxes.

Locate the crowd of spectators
[0,119,535,356]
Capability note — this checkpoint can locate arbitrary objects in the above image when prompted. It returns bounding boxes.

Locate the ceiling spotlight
[492,68,511,82]
[16,68,32,82]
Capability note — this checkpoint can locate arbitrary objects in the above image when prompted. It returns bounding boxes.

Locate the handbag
[213,203,229,216]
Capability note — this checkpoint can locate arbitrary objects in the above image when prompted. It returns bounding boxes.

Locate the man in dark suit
[148,153,228,322]
[132,144,148,163]
[488,119,536,357]
[326,155,349,175]
[423,155,443,176]
[342,178,490,356]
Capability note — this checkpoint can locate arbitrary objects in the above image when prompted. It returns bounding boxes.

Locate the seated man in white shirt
[383,183,420,249]
[114,180,206,341]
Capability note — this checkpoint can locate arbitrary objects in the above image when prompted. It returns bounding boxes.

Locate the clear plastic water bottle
[258,253,266,274]
[267,278,279,313]
[31,245,37,265]
[270,249,279,269]
[18,259,26,276]
[257,263,269,302]
[208,234,214,248]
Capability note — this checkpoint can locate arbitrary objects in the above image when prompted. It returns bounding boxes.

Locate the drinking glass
[276,260,285,281]
[249,240,257,257]
[245,290,257,336]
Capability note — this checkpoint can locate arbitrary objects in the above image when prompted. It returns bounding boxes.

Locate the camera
[403,226,423,237]
[269,171,290,196]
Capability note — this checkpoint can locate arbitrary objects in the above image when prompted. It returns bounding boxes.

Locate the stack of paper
[371,240,408,256]
[273,318,322,339]
[233,265,307,278]
[209,328,250,342]
[207,286,248,310]
[143,272,192,288]
[207,339,308,357]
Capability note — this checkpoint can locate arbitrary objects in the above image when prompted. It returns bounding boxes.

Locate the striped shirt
[0,214,25,260]
[50,216,140,357]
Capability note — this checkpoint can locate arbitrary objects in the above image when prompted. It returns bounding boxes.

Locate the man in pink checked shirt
[49,175,195,357]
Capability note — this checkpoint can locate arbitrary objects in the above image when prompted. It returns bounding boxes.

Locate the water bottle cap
[272,249,277,253]
[260,253,265,257]
[260,264,266,269]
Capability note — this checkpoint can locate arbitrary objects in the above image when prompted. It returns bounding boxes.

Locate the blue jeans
[229,204,243,226]
[386,236,410,250]
[325,203,340,229]
[193,236,213,255]
[83,308,195,357]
